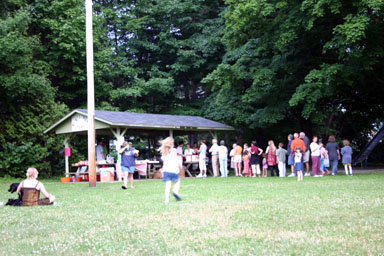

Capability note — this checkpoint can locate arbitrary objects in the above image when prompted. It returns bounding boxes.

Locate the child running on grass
[294,147,304,181]
[262,153,268,177]
[159,137,182,204]
[341,140,353,176]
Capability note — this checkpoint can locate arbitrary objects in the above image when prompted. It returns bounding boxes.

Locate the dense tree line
[1,0,383,176]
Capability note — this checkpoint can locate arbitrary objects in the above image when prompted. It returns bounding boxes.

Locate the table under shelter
[44,109,234,179]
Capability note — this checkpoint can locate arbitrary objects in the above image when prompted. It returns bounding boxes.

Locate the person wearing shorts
[300,132,311,176]
[234,141,243,176]
[159,137,182,204]
[119,141,137,189]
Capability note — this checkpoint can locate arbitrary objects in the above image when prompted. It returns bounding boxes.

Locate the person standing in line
[262,153,268,177]
[243,143,251,155]
[96,140,105,162]
[325,135,340,176]
[300,132,311,176]
[119,141,138,189]
[242,152,251,176]
[234,141,243,176]
[250,141,263,177]
[276,143,288,177]
[218,140,228,177]
[229,143,236,172]
[287,134,296,177]
[197,139,208,178]
[294,147,304,181]
[209,139,220,177]
[310,136,322,177]
[159,137,182,204]
[176,141,184,169]
[341,140,353,176]
[319,140,330,175]
[290,133,306,176]
[266,140,278,177]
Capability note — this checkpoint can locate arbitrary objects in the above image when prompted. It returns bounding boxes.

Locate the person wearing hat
[119,141,138,189]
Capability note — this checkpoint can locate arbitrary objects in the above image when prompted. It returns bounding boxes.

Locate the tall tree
[94,0,226,114]
[203,0,384,141]
[0,3,67,177]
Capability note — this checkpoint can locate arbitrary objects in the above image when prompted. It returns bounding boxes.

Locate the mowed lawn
[0,173,383,255]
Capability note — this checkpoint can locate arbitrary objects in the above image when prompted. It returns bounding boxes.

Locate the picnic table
[70,160,162,181]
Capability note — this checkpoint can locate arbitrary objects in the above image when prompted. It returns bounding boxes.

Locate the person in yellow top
[234,141,243,176]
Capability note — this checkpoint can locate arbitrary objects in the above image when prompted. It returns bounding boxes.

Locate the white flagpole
[85,0,96,187]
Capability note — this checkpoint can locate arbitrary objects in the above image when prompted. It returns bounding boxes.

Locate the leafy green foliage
[1,0,384,176]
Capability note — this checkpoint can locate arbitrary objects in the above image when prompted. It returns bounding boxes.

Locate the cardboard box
[100,167,114,182]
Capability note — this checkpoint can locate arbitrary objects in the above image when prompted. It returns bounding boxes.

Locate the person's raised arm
[258,148,263,155]
[265,146,270,154]
[119,145,128,154]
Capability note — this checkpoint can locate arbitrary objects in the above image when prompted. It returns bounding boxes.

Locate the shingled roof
[44,109,234,134]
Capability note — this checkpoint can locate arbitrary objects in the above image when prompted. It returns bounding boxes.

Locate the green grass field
[1,173,383,255]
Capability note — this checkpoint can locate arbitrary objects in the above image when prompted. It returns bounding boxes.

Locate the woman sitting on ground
[16,168,56,206]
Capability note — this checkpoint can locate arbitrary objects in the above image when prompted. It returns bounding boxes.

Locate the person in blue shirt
[119,141,138,189]
[341,140,353,176]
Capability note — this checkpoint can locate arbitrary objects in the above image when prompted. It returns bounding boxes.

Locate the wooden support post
[86,0,96,187]
[169,129,173,138]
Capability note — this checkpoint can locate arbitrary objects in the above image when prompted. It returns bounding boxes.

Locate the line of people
[176,132,354,180]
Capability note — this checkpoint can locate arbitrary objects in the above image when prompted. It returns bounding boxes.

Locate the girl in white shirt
[294,147,304,181]
[159,137,182,204]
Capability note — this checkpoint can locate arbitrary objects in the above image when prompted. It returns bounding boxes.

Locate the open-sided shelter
[44,109,235,175]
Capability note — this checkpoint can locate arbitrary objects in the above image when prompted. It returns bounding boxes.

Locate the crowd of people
[175,132,354,181]
[12,132,354,206]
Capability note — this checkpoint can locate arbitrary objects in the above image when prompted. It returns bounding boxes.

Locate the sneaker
[239,174,243,177]
[305,173,311,177]
[332,173,336,176]
[173,193,182,201]
[122,186,127,190]
[196,173,203,178]
[203,174,207,178]
[0,202,3,206]
[314,175,319,177]
[319,175,323,177]
[288,173,296,177]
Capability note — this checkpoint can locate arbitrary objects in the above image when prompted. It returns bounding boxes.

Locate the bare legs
[235,162,242,176]
[123,173,134,189]
[297,170,303,181]
[164,179,181,204]
[344,164,353,176]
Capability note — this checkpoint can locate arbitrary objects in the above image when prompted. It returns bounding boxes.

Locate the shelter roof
[44,109,234,135]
